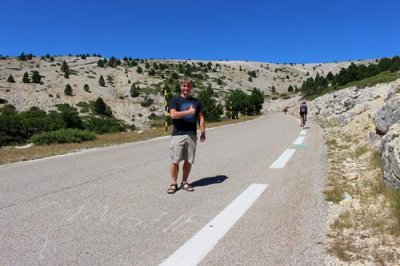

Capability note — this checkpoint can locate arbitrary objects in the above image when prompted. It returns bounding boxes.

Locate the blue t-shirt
[169,95,204,136]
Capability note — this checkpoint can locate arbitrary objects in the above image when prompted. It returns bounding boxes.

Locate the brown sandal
[167,184,178,194]
[180,182,194,192]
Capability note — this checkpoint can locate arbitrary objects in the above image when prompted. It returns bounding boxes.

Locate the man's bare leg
[182,161,192,183]
[170,163,179,184]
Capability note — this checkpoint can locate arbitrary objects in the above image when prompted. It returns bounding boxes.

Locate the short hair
[179,76,192,86]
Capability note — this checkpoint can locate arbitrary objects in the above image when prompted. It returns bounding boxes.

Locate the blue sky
[1,0,399,63]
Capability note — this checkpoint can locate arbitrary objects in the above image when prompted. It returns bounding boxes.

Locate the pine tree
[108,57,117,68]
[148,68,156,76]
[64,84,73,96]
[7,74,15,83]
[61,61,69,72]
[99,75,105,86]
[288,85,294,92]
[18,52,27,61]
[31,71,41,84]
[22,72,30,83]
[130,84,140,97]
[136,66,143,74]
[97,59,104,67]
[94,97,112,116]
[83,84,90,92]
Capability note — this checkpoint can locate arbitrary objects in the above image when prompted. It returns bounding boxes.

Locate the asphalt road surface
[0,112,328,265]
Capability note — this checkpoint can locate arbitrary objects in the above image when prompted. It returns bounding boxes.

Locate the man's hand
[200,132,206,142]
[186,105,196,115]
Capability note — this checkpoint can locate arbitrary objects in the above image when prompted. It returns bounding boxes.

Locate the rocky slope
[377,88,400,190]
[0,55,370,129]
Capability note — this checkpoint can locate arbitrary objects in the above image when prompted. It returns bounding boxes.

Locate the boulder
[375,87,400,135]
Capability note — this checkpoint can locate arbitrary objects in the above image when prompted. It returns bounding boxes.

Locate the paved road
[0,113,328,265]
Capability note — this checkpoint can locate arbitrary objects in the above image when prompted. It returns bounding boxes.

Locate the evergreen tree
[22,72,30,83]
[247,70,257,78]
[136,66,143,74]
[108,56,117,68]
[97,59,104,67]
[148,68,156,76]
[249,88,264,115]
[31,71,41,84]
[227,89,247,118]
[130,84,140,97]
[64,84,73,96]
[197,86,223,122]
[94,97,112,116]
[18,52,27,61]
[288,85,294,92]
[99,75,105,86]
[326,71,334,82]
[7,74,15,83]
[83,84,90,92]
[60,60,69,72]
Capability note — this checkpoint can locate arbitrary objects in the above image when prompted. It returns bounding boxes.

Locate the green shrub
[83,117,125,134]
[148,113,160,120]
[140,95,153,107]
[30,129,96,144]
[0,106,66,146]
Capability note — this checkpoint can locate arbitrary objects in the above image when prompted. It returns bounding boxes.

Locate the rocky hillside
[0,55,371,129]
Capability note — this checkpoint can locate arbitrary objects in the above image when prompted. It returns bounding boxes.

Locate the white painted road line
[269,149,296,169]
[160,183,268,266]
[300,129,307,136]
[293,136,305,145]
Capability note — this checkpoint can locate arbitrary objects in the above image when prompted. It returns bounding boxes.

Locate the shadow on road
[190,175,228,187]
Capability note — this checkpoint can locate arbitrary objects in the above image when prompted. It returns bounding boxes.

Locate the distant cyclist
[299,101,308,128]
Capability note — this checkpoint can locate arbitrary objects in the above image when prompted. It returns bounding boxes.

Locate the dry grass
[320,116,400,263]
[0,116,256,165]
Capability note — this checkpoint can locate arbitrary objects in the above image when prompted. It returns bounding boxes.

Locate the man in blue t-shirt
[167,77,206,194]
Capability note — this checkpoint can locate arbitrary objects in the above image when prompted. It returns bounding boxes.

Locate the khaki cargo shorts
[169,135,197,164]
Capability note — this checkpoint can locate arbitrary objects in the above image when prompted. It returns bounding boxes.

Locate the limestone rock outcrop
[375,87,400,135]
